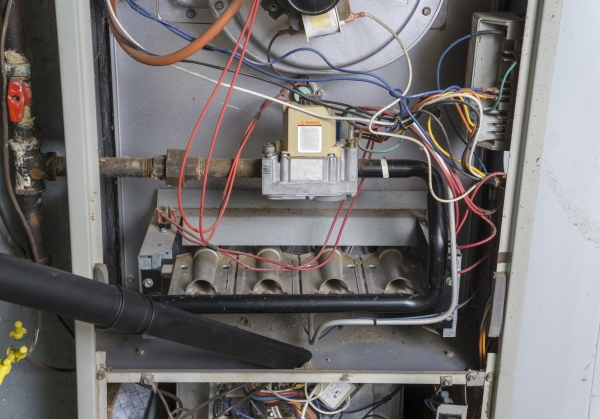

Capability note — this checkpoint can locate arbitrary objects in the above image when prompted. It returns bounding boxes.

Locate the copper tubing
[108,0,246,66]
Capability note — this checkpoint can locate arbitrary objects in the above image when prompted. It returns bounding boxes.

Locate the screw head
[136,348,146,356]
[186,9,196,18]
[143,278,154,288]
[442,377,451,386]
[446,277,452,286]
[485,372,494,382]
[215,1,224,10]
[159,228,168,233]
[126,275,135,283]
[268,3,279,13]
[466,373,477,382]
[422,6,431,16]
[315,88,325,97]
[444,350,455,358]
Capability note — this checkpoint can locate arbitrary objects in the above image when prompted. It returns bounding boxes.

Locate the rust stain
[29,211,39,227]
[29,167,49,180]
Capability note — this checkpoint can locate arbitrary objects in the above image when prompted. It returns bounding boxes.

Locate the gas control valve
[261,105,358,201]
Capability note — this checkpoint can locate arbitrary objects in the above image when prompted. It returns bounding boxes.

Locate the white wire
[105,2,398,127]
[412,92,484,178]
[264,384,323,403]
[301,384,321,419]
[171,64,397,126]
[363,13,412,95]
[105,0,144,50]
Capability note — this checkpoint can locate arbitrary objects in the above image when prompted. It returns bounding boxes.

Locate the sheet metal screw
[467,373,477,382]
[136,348,146,356]
[215,1,224,10]
[268,3,279,13]
[444,351,455,357]
[422,7,431,16]
[441,377,452,387]
[143,278,153,288]
[96,365,106,380]
[127,275,135,283]
[446,277,452,286]
[486,372,494,382]
[141,374,153,385]
[186,9,196,18]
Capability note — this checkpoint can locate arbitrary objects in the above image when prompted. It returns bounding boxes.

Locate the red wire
[458,247,498,275]
[176,0,260,240]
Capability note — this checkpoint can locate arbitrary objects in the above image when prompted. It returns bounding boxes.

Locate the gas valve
[7,77,32,123]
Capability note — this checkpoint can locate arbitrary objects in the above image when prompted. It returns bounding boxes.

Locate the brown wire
[108,0,245,66]
[24,357,75,373]
[0,0,39,262]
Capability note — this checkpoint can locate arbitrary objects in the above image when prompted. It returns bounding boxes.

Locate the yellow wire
[292,384,305,389]
[482,329,487,360]
[458,96,476,127]
[426,117,486,178]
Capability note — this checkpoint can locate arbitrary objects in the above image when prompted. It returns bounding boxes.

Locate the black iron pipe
[153,159,448,314]
[0,253,312,369]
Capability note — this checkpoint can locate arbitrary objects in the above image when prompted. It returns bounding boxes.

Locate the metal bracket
[140,373,155,386]
[440,376,452,387]
[94,263,110,284]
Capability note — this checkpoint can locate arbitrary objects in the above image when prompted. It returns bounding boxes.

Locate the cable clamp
[381,158,389,179]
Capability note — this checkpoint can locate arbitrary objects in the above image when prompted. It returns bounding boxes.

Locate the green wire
[487,61,518,113]
[358,136,404,154]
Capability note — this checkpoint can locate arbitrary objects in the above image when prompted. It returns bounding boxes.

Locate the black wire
[55,315,75,339]
[361,415,387,419]
[412,109,480,180]
[106,14,394,123]
[266,32,285,77]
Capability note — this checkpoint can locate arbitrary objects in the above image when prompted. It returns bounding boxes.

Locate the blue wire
[221,396,258,419]
[213,47,401,97]
[297,314,337,340]
[125,0,196,42]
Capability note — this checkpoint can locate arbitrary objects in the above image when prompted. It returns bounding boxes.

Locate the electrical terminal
[7,345,28,362]
[0,352,15,386]
[9,320,27,340]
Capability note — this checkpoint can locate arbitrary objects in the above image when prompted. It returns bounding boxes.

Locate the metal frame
[53,0,567,417]
[54,0,104,417]
[490,0,565,417]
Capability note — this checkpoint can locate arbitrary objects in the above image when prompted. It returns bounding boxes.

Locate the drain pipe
[0,253,312,369]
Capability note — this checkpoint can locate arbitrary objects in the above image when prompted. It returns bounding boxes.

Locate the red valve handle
[7,78,32,123]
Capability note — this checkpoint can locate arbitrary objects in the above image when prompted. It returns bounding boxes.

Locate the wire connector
[9,321,26,340]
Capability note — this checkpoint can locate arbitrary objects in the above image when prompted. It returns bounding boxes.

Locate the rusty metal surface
[99,157,153,178]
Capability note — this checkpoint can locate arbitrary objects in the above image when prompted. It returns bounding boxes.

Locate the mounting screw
[159,227,168,233]
[126,275,135,283]
[444,350,455,358]
[268,3,279,13]
[441,376,452,387]
[466,373,477,382]
[422,6,431,16]
[141,374,154,385]
[215,1,224,10]
[143,278,154,288]
[446,277,452,286]
[485,372,494,382]
[186,9,196,19]
[315,88,325,97]
[136,348,146,356]
[96,365,106,381]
